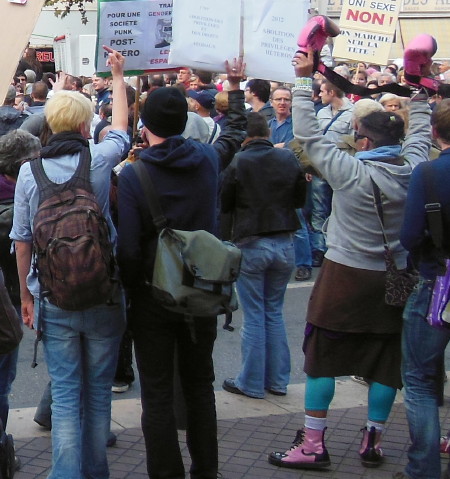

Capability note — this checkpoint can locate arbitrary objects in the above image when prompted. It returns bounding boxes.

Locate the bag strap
[132,160,167,232]
[370,178,391,249]
[422,162,447,274]
[423,162,443,250]
[30,147,93,204]
[208,122,218,144]
[322,110,345,135]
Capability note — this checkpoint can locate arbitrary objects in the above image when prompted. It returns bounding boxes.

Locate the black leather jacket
[221,139,306,242]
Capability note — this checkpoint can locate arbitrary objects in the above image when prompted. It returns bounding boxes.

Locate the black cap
[141,87,188,138]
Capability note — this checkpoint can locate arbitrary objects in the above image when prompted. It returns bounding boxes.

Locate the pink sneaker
[268,427,331,470]
[440,434,450,455]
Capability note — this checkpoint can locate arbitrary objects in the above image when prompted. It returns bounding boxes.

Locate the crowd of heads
[6,42,450,151]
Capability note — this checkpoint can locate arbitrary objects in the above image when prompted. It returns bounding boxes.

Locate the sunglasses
[354,132,374,142]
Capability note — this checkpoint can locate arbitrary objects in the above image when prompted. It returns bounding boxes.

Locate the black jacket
[117,90,247,289]
[221,139,306,241]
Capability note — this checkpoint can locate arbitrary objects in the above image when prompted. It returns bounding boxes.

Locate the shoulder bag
[371,178,418,308]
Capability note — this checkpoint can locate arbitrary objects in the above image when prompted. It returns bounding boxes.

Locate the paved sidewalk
[8,379,450,478]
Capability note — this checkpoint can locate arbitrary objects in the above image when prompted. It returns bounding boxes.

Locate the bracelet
[292,77,312,92]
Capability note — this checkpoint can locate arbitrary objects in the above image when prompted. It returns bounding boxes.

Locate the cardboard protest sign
[333,0,401,64]
[0,0,46,106]
[96,0,179,75]
[169,0,308,81]
[168,0,241,72]
[243,0,308,83]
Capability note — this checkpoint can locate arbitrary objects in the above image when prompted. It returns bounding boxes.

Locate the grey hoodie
[292,90,431,271]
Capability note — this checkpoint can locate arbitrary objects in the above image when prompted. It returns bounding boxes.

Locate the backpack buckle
[425,202,441,213]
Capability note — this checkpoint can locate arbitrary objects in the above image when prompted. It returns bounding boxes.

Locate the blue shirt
[10,130,129,297]
[268,115,293,145]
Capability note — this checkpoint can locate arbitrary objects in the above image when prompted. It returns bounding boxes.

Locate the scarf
[40,132,89,159]
[355,145,402,162]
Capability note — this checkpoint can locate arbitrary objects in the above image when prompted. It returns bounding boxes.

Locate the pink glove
[404,34,437,77]
[297,16,340,53]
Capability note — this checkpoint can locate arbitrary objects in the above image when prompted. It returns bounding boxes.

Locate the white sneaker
[112,381,130,393]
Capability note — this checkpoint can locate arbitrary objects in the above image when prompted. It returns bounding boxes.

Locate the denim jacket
[10,130,129,297]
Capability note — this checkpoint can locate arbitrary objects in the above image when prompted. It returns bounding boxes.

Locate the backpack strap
[132,160,167,232]
[208,122,218,144]
[423,162,446,274]
[30,147,93,204]
[322,110,345,135]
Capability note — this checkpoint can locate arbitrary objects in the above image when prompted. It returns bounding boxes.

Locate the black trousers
[131,294,218,479]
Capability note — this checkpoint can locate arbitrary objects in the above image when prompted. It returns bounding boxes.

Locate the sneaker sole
[112,385,130,393]
[268,454,331,470]
[361,457,384,468]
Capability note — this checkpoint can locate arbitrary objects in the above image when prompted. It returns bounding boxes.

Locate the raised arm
[400,93,432,167]
[103,46,128,132]
[290,49,362,190]
[213,57,247,169]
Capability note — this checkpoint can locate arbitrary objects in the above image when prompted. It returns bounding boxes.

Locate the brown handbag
[371,178,418,308]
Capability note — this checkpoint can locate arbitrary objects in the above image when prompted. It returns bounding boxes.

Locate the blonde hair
[214,91,229,114]
[352,99,384,129]
[379,93,402,106]
[45,90,94,133]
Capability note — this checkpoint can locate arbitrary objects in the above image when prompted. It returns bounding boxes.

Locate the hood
[0,106,22,123]
[340,97,354,112]
[139,135,206,170]
[358,145,413,201]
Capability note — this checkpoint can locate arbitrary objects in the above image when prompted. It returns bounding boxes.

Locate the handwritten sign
[168,0,240,72]
[326,0,450,14]
[243,0,308,83]
[96,0,179,75]
[333,0,401,63]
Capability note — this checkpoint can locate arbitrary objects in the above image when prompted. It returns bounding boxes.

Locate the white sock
[367,420,384,433]
[305,415,327,431]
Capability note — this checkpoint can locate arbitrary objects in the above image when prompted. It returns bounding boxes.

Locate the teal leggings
[305,376,397,422]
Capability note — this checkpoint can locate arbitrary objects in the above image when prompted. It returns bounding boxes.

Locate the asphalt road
[10,267,449,411]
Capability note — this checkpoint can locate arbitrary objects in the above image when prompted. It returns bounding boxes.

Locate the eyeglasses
[272,97,292,103]
[354,132,374,142]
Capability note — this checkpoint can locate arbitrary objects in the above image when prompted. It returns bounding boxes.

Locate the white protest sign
[96,0,179,74]
[168,0,241,72]
[333,0,401,64]
[242,0,308,83]
[0,0,46,105]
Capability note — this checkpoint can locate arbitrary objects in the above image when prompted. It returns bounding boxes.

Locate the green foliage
[44,0,94,24]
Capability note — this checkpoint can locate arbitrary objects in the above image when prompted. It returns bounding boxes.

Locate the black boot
[359,426,383,468]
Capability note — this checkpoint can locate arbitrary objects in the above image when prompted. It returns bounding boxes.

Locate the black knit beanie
[141,87,188,138]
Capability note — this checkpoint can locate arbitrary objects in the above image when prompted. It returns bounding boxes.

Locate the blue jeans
[310,176,332,253]
[235,234,294,398]
[36,295,125,479]
[294,209,312,269]
[402,278,450,479]
[0,347,18,430]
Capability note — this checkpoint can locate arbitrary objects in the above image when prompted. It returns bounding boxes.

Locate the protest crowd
[0,17,450,479]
